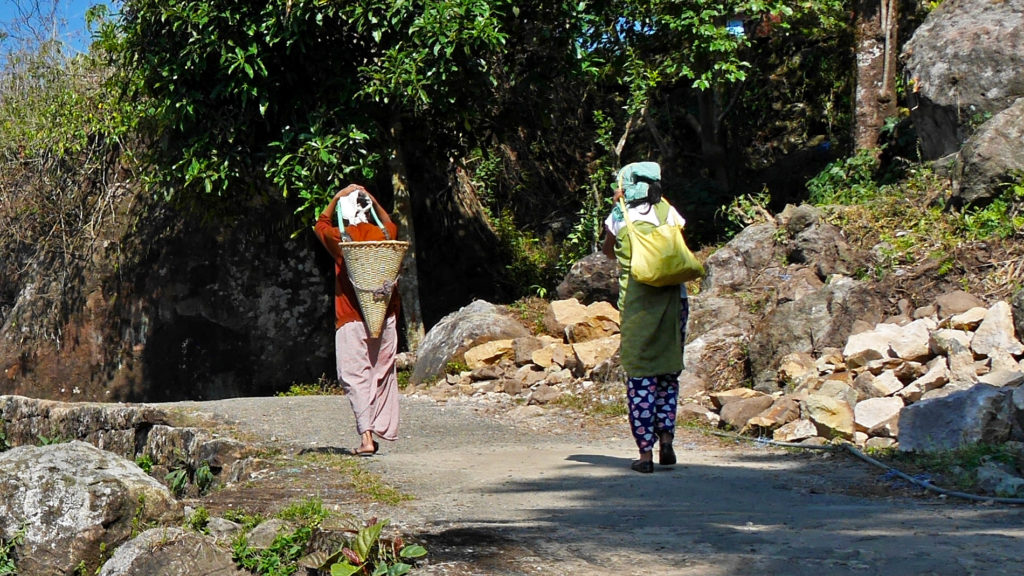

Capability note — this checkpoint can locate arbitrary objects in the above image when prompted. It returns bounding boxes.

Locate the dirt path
[158,394,1024,576]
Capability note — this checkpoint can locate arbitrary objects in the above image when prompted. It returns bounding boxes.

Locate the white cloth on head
[338,192,372,225]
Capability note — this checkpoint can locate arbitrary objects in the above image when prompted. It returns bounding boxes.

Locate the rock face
[0,190,335,403]
[0,441,182,575]
[902,0,1024,159]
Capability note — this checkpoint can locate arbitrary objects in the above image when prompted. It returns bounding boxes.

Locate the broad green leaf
[330,562,361,576]
[399,545,427,558]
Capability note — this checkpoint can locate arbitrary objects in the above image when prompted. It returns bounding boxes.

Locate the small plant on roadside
[186,506,211,534]
[135,454,154,474]
[37,432,68,446]
[336,460,413,505]
[878,443,1019,492]
[718,188,773,239]
[396,368,412,390]
[0,428,9,452]
[956,174,1024,240]
[277,496,330,526]
[165,467,189,496]
[223,509,265,531]
[555,393,627,419]
[807,148,882,206]
[277,375,343,397]
[327,517,427,576]
[444,360,469,375]
[229,498,329,576]
[130,494,153,538]
[232,525,312,576]
[507,297,552,336]
[195,461,215,493]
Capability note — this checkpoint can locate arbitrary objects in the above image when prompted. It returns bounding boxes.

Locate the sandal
[659,433,676,466]
[659,443,676,466]
[630,459,654,474]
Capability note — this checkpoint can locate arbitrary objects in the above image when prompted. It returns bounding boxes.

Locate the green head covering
[611,161,661,221]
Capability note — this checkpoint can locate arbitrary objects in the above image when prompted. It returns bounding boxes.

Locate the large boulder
[555,252,619,304]
[98,527,245,576]
[902,0,1024,159]
[899,384,1014,452]
[411,300,531,385]
[0,441,182,575]
[953,98,1024,205]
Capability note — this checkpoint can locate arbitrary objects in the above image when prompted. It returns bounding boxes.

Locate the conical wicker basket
[339,240,409,338]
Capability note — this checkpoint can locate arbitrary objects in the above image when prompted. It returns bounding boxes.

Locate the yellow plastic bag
[619,198,704,287]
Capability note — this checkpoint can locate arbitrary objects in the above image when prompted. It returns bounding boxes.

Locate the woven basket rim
[339,240,410,247]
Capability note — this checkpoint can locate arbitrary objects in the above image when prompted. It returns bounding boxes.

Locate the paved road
[159,394,1024,576]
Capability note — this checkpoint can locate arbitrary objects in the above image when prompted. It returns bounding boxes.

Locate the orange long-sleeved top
[314,210,401,329]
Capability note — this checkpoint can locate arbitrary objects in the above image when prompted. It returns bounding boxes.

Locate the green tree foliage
[100,0,516,220]
[92,0,858,295]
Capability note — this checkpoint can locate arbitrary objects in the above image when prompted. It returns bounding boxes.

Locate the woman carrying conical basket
[314,183,408,456]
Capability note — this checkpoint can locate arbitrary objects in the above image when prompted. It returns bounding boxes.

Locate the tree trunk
[853,0,899,151]
[387,120,426,351]
[693,90,729,189]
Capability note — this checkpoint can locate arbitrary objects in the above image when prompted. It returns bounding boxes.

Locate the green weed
[555,393,628,419]
[223,509,266,532]
[277,376,343,397]
[165,468,188,497]
[134,454,154,474]
[232,525,311,576]
[186,507,210,534]
[0,529,23,576]
[396,368,412,390]
[277,497,330,526]
[878,443,1020,492]
[444,360,469,375]
[327,517,427,576]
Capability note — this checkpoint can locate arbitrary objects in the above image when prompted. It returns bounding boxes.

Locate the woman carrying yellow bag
[601,161,695,474]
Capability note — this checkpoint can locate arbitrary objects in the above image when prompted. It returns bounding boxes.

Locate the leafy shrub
[718,188,773,240]
[806,148,882,205]
[957,173,1024,240]
[195,461,215,493]
[444,360,469,375]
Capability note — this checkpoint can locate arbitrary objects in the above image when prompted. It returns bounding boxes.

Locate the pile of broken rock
[406,292,1024,458]
[715,294,1024,453]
